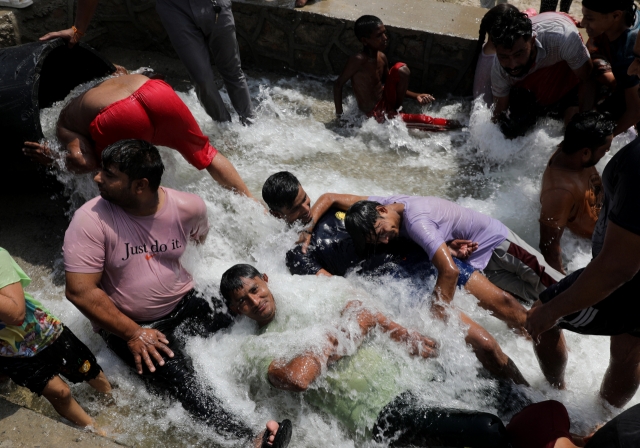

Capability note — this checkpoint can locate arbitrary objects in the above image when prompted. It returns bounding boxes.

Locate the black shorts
[540,268,640,337]
[0,326,102,395]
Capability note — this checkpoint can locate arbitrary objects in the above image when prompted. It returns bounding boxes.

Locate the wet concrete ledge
[2,0,486,95]
[0,397,124,447]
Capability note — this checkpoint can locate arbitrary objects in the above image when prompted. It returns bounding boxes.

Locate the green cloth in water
[0,248,63,357]
[241,316,410,434]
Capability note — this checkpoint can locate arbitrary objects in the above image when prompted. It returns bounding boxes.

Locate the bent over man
[62,140,280,444]
[24,74,253,198]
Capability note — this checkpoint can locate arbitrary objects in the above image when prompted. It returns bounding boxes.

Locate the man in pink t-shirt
[63,139,284,445]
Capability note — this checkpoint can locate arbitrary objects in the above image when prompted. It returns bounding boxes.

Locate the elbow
[440,265,460,282]
[267,361,311,392]
[65,154,95,174]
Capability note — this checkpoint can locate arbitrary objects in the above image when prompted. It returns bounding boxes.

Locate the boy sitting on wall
[333,15,461,131]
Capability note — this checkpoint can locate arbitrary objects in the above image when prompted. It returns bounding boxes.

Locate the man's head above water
[489,9,535,78]
[94,139,165,209]
[262,171,311,224]
[561,111,615,167]
[344,200,403,255]
[220,264,277,327]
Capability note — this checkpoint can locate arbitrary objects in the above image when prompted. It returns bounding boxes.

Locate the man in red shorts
[23,73,253,198]
[333,15,461,131]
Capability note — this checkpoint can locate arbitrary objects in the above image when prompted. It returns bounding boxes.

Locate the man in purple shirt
[308,193,568,389]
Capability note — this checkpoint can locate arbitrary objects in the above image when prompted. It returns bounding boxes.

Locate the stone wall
[1,0,485,95]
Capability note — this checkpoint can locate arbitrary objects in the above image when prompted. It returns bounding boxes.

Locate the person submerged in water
[220,263,530,446]
[539,111,614,274]
[23,73,253,198]
[262,171,536,341]
[333,15,461,131]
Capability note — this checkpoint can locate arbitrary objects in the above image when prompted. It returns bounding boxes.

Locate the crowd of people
[3,0,640,446]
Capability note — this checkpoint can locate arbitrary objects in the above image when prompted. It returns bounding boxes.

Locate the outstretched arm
[268,299,437,391]
[334,57,363,116]
[40,0,99,47]
[205,153,254,199]
[23,125,99,173]
[298,193,367,252]
[526,221,640,339]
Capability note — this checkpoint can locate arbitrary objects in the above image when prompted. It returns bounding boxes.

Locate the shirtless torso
[540,150,603,238]
[57,74,149,141]
[349,52,387,114]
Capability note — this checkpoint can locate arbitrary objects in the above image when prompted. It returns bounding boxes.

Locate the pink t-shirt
[369,195,508,270]
[63,187,209,324]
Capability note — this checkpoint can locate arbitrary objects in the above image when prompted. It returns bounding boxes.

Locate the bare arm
[65,271,174,374]
[572,59,593,112]
[613,86,640,136]
[299,193,368,252]
[205,153,254,199]
[430,243,460,309]
[57,124,100,173]
[40,0,99,46]
[539,224,566,274]
[0,282,26,326]
[268,300,437,391]
[492,95,510,120]
[539,190,574,274]
[526,221,640,339]
[334,57,363,116]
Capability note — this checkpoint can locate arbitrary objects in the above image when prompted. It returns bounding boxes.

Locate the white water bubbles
[23,70,640,446]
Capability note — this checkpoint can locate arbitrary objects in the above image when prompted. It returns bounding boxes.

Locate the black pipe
[0,38,115,165]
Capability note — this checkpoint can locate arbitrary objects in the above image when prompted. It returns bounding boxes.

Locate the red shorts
[368,62,458,131]
[506,400,573,448]
[89,79,217,170]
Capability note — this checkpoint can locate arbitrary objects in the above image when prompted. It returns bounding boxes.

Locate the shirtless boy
[23,74,252,198]
[334,15,460,131]
[539,111,614,274]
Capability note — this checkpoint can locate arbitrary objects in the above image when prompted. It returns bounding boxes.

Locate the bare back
[58,74,150,139]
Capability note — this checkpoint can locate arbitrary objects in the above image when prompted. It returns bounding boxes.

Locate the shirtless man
[333,15,459,131]
[539,111,614,274]
[23,74,252,197]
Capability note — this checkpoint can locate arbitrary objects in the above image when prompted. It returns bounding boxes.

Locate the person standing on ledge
[539,111,613,274]
[40,0,254,124]
[62,140,283,445]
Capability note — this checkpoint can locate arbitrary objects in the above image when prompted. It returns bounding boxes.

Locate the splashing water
[20,72,640,447]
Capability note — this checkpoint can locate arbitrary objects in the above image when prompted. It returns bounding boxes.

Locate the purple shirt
[368,195,508,270]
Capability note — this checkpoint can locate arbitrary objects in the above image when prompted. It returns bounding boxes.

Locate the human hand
[113,64,128,76]
[40,28,79,48]
[415,93,435,105]
[406,331,439,358]
[525,302,558,342]
[23,141,55,165]
[448,239,479,259]
[254,420,279,447]
[296,230,312,254]
[127,328,174,374]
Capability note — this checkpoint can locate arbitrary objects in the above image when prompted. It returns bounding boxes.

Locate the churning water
[19,71,640,447]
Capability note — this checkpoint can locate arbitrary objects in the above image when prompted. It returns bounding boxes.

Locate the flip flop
[262,419,292,448]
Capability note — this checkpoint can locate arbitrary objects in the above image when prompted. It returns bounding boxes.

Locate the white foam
[28,74,637,446]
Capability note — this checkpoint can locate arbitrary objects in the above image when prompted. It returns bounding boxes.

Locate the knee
[43,381,72,403]
[398,65,411,79]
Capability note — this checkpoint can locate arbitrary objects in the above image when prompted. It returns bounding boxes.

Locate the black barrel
[0,38,115,174]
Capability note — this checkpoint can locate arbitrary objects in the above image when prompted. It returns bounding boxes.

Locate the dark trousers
[373,392,510,447]
[101,291,253,440]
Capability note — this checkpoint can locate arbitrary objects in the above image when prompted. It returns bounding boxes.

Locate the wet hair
[220,264,263,307]
[101,139,164,191]
[562,111,616,154]
[472,4,521,81]
[489,8,533,49]
[262,171,301,212]
[583,0,637,27]
[354,15,383,40]
[344,200,383,256]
